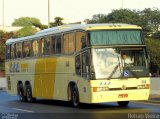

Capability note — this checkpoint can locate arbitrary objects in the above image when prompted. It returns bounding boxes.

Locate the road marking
[12,108,34,113]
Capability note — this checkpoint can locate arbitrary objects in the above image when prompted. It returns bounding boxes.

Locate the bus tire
[26,85,36,103]
[17,83,26,102]
[117,101,129,107]
[71,85,79,108]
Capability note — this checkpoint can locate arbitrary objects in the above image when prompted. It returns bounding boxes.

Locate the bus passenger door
[75,51,91,103]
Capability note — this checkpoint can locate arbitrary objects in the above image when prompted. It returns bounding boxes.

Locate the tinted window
[42,36,51,55]
[63,32,75,54]
[32,40,39,57]
[55,35,61,54]
[90,30,143,45]
[16,43,22,58]
[6,45,11,59]
[11,44,15,59]
[51,36,56,54]
[76,31,86,52]
[23,41,31,57]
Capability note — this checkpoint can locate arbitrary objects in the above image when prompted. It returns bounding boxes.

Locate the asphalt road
[0,91,160,119]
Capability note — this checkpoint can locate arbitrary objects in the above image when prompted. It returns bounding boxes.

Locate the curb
[147,100,160,103]
[136,97,160,104]
[137,100,160,104]
[148,95,160,103]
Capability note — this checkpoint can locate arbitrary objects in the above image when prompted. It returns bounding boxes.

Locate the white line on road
[12,108,34,113]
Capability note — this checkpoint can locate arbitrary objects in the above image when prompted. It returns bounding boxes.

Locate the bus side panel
[77,78,92,103]
[53,57,73,100]
[33,57,57,99]
[5,60,34,96]
[52,55,93,103]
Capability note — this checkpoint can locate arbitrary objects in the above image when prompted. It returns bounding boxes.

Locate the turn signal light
[92,87,109,92]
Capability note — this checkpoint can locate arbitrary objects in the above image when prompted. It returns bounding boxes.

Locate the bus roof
[6,23,142,45]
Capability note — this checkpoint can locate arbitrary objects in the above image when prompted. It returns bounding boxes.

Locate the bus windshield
[92,47,149,79]
[90,30,143,45]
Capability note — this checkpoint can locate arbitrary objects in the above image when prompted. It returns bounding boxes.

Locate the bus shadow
[35,99,71,107]
[34,99,149,112]
[0,90,150,114]
[34,99,118,109]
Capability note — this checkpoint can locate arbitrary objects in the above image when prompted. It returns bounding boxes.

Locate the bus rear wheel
[117,101,129,107]
[26,85,36,103]
[17,84,26,102]
[71,86,79,108]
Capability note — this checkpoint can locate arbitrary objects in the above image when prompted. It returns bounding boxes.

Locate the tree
[84,14,107,24]
[50,17,64,27]
[142,8,160,31]
[12,17,43,29]
[40,25,48,30]
[0,45,5,71]
[84,9,140,25]
[106,9,141,25]
[0,30,15,71]
[145,38,160,74]
[139,8,160,37]
[152,31,160,39]
[84,8,160,38]
[15,26,38,37]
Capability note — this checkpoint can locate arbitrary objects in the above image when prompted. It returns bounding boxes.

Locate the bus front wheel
[71,85,79,108]
[117,101,129,107]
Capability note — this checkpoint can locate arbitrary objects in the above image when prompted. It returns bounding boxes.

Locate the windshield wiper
[108,64,120,80]
[108,56,122,80]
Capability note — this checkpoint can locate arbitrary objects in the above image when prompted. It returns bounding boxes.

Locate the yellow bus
[5,24,150,107]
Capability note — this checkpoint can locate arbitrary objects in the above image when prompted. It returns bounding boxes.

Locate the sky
[0,0,160,26]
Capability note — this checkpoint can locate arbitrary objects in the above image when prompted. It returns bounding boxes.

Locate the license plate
[118,94,128,98]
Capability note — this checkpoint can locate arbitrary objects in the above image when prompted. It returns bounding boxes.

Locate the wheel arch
[17,81,23,87]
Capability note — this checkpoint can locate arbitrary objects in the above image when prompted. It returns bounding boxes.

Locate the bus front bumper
[89,89,149,103]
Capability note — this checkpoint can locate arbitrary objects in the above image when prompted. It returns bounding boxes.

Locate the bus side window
[43,36,51,55]
[63,32,75,54]
[6,45,11,59]
[16,43,22,58]
[51,35,55,54]
[68,32,75,53]
[23,41,31,57]
[55,35,61,54]
[76,31,86,52]
[63,34,69,54]
[75,55,81,76]
[81,36,87,49]
[32,40,39,57]
[11,44,15,59]
[41,38,44,56]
